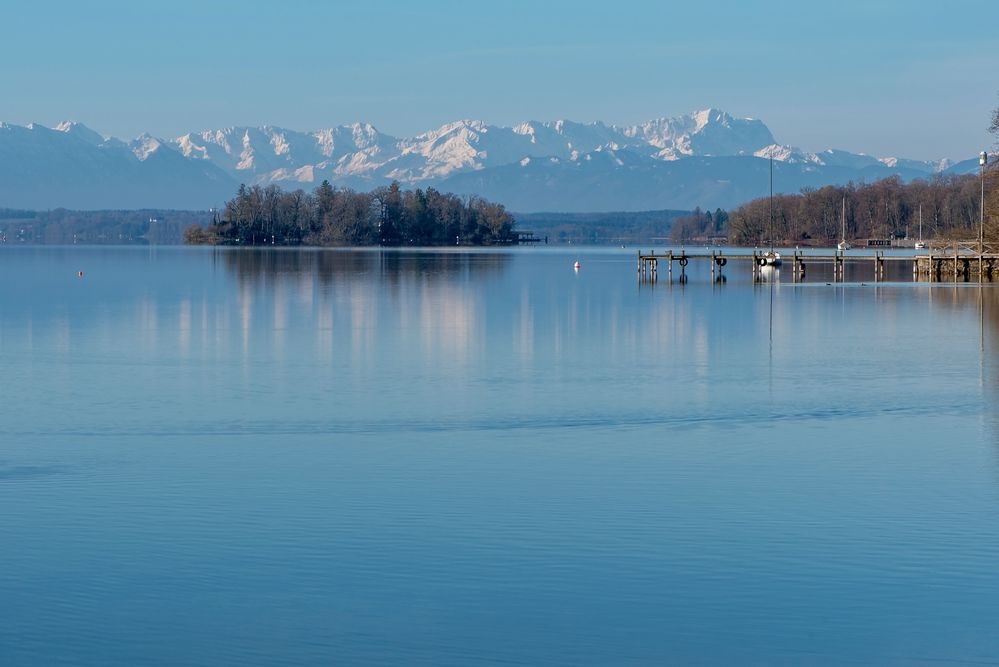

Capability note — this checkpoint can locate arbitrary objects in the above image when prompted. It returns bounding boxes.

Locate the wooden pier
[514,230,546,245]
[637,242,999,283]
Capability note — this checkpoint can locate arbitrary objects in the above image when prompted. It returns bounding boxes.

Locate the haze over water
[2,246,998,666]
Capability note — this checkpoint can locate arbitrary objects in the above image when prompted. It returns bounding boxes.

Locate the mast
[841,196,846,244]
[769,154,774,251]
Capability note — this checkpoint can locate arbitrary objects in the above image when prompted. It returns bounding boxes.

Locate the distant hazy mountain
[0,110,978,211]
[0,122,235,210]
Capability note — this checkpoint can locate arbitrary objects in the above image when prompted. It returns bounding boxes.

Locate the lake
[1,246,998,666]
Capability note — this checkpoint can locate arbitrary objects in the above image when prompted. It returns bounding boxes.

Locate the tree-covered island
[184,181,517,246]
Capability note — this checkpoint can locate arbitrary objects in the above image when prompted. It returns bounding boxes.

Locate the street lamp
[981,151,988,254]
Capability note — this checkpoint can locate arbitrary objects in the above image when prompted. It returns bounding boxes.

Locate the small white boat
[914,241,927,250]
[837,240,851,251]
[759,250,783,266]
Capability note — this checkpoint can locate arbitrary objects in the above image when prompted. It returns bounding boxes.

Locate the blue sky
[2,0,997,160]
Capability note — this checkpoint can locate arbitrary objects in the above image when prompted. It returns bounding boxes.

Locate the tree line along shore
[189,169,998,248]
[0,171,994,248]
[673,171,999,245]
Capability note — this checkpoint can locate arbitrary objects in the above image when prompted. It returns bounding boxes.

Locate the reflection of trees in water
[215,248,504,367]
[218,248,511,288]
[979,288,999,461]
[978,288,999,397]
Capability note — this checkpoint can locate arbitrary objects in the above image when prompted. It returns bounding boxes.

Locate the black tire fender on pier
[678,257,688,267]
[716,257,727,267]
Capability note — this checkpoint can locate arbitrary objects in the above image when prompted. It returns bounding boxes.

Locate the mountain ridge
[0,110,980,211]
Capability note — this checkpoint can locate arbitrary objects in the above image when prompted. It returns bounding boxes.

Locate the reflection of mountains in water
[219,248,512,286]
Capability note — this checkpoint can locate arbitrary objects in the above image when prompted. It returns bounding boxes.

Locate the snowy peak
[173,123,399,181]
[130,134,165,160]
[513,119,620,155]
[621,108,775,158]
[753,143,826,165]
[54,121,106,146]
[314,122,393,156]
[877,156,948,174]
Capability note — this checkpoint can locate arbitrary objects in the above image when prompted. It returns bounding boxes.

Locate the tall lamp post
[981,151,988,254]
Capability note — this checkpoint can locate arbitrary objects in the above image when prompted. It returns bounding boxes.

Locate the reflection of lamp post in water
[981,151,988,254]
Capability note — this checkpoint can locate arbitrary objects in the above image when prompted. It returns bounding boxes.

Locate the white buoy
[573,261,581,270]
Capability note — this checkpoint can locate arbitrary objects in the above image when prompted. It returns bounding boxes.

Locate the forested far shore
[3,172,997,248]
[724,170,999,245]
[184,181,517,246]
[0,208,209,244]
[516,209,689,244]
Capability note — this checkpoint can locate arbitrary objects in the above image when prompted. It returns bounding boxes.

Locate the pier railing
[929,240,999,255]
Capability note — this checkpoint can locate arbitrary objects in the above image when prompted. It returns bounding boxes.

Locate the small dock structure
[515,230,546,245]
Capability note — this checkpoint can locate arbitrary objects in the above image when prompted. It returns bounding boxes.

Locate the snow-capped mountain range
[0,109,981,212]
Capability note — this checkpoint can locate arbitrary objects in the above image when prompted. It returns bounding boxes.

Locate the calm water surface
[1,246,998,666]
